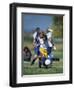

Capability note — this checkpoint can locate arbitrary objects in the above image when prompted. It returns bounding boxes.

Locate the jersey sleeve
[47,32,52,39]
[33,32,37,39]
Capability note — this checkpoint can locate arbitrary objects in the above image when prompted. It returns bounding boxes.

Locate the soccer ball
[45,59,51,65]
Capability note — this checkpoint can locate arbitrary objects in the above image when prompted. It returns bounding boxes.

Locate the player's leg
[39,59,42,68]
[41,57,48,68]
[31,55,37,65]
[31,46,40,65]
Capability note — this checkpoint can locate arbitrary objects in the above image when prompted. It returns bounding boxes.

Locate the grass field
[22,35,63,75]
[22,60,63,75]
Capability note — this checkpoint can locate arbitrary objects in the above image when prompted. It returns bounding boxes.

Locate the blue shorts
[34,46,40,56]
[47,47,52,55]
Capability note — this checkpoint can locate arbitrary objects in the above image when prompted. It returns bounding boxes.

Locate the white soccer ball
[45,59,51,65]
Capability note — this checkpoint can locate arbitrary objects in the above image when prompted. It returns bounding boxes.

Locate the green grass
[22,60,63,75]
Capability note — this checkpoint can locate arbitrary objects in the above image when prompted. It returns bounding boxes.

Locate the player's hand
[53,46,56,50]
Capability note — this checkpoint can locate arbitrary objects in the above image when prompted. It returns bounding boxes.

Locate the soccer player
[46,29,59,63]
[31,27,41,65]
[39,31,48,68]
[46,29,56,55]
